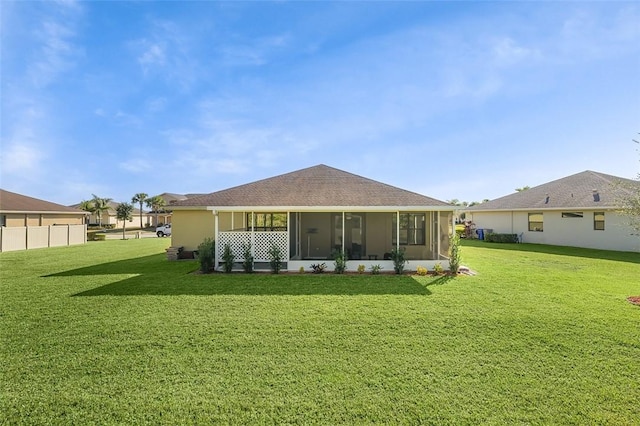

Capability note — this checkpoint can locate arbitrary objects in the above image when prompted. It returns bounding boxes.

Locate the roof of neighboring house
[0,189,87,214]
[70,201,147,215]
[468,170,639,211]
[173,164,450,209]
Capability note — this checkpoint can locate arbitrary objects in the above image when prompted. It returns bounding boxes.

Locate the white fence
[218,231,289,263]
[0,225,87,252]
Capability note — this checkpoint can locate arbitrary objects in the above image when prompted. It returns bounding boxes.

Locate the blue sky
[1,1,638,206]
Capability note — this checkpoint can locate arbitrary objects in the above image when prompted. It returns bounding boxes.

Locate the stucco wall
[471,210,639,252]
[171,210,215,250]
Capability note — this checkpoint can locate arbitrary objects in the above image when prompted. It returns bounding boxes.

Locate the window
[594,212,605,230]
[247,213,287,231]
[0,215,5,226]
[528,213,543,232]
[393,213,425,245]
[562,212,583,218]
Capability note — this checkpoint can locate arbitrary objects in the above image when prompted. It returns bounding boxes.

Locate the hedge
[484,233,519,243]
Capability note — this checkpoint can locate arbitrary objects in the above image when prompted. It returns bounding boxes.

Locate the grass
[1,239,639,425]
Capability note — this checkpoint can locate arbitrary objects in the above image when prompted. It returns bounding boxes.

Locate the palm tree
[145,195,166,226]
[131,193,148,229]
[116,202,134,240]
[78,200,95,225]
[91,194,112,227]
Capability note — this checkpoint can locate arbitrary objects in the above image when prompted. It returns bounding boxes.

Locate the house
[169,164,455,271]
[147,193,206,226]
[72,201,153,228]
[0,189,88,252]
[467,170,639,252]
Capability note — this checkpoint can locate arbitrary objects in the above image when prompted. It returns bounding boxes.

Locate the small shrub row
[485,233,519,243]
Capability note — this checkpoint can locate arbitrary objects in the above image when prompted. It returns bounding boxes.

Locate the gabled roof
[468,170,639,211]
[174,164,450,209]
[0,189,87,215]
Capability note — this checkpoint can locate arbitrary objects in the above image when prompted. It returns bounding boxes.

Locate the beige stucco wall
[171,210,215,250]
[471,210,639,252]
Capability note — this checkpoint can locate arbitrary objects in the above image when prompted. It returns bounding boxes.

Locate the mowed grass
[1,239,638,425]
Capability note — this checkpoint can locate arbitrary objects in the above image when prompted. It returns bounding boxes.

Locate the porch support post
[214,210,219,271]
[437,211,441,260]
[342,212,346,254]
[286,211,290,263]
[250,212,255,261]
[396,211,400,252]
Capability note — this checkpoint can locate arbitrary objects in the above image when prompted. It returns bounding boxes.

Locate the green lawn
[1,239,638,425]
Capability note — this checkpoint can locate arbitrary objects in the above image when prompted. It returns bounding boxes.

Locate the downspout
[437,211,441,260]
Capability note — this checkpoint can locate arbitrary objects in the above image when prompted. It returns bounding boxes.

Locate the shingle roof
[468,170,639,211]
[0,189,87,214]
[174,164,450,209]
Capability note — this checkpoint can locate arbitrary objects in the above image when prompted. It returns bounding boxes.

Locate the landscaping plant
[390,247,406,274]
[197,238,215,273]
[222,244,235,273]
[332,249,347,274]
[241,243,254,273]
[268,244,282,274]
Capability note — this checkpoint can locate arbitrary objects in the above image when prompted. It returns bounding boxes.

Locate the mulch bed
[627,296,640,306]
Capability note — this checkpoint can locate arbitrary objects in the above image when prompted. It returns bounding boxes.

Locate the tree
[616,139,640,234]
[116,202,134,240]
[145,195,166,226]
[131,193,148,228]
[515,186,530,192]
[78,200,95,224]
[91,194,112,227]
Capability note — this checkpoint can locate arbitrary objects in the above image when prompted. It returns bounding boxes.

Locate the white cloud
[138,43,166,71]
[0,142,44,174]
[118,158,153,174]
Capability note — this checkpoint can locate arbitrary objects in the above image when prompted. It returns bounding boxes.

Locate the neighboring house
[0,189,87,252]
[72,201,152,228]
[148,193,205,226]
[467,170,639,252]
[169,164,455,271]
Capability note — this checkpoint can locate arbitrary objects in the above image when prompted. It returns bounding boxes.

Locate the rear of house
[169,165,456,271]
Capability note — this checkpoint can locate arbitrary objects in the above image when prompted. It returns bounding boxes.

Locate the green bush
[390,247,407,274]
[449,232,461,274]
[222,244,235,273]
[241,243,254,273]
[197,238,215,273]
[332,249,347,274]
[268,245,283,274]
[485,233,519,243]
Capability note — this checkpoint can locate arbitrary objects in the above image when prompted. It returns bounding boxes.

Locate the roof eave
[172,205,454,212]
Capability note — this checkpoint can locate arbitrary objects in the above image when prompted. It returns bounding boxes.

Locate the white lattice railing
[218,231,289,262]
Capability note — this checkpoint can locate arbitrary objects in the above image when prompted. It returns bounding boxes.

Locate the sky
[1,1,639,207]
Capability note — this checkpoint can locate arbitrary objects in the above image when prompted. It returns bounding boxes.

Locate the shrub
[268,244,283,274]
[222,244,235,273]
[332,249,347,274]
[241,243,254,273]
[449,232,461,274]
[416,265,428,276]
[433,262,444,275]
[197,238,215,273]
[370,264,382,275]
[390,247,407,274]
[298,266,305,273]
[311,263,327,273]
[484,233,519,243]
[357,264,366,274]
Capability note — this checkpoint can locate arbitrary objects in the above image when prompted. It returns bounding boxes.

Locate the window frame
[593,212,605,231]
[393,213,426,245]
[528,213,544,232]
[247,213,288,231]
